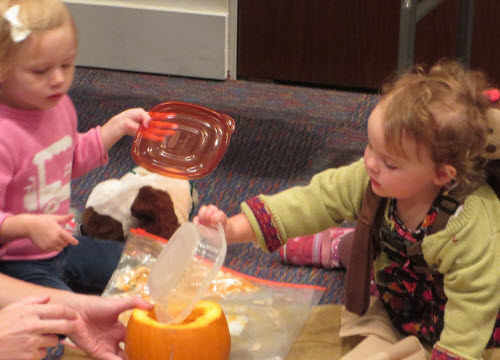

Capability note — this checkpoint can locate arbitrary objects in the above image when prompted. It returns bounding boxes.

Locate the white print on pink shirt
[23,136,72,213]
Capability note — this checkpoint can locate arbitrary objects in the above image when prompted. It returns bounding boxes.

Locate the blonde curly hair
[0,0,75,78]
[380,59,494,197]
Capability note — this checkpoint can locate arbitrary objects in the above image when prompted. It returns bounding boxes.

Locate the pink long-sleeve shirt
[0,95,108,260]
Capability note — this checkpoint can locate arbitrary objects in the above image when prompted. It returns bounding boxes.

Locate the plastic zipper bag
[206,268,325,360]
[103,228,325,360]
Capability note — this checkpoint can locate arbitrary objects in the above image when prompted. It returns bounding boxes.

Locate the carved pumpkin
[125,300,231,360]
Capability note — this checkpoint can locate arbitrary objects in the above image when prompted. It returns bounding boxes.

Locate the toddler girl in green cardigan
[195,60,500,360]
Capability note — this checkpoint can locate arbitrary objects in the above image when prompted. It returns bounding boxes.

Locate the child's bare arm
[0,213,79,251]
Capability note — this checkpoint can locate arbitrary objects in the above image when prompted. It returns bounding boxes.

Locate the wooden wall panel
[238,0,499,90]
[470,0,500,86]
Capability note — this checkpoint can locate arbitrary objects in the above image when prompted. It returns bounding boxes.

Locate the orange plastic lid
[131,101,235,179]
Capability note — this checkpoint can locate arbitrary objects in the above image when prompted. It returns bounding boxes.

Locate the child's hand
[100,108,152,151]
[195,205,258,245]
[108,108,151,137]
[194,204,228,228]
[28,214,79,252]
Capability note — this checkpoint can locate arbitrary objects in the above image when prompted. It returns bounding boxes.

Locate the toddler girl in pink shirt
[0,0,151,293]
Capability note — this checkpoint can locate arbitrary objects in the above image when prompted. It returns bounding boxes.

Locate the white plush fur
[85,167,198,237]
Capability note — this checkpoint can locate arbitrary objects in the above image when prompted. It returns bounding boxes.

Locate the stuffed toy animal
[483,89,500,196]
[81,167,198,241]
[485,106,500,158]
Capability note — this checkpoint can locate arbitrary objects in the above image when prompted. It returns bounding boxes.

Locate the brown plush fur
[82,208,125,241]
[82,186,181,242]
[130,186,180,240]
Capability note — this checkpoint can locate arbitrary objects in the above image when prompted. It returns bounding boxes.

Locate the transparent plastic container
[131,101,235,180]
[147,222,227,324]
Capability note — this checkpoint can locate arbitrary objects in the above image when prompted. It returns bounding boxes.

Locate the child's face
[364,100,444,203]
[0,22,76,110]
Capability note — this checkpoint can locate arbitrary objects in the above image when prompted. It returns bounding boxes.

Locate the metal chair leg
[398,0,473,72]
[456,0,474,68]
[398,0,417,73]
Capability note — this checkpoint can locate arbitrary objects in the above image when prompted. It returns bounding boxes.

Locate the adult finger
[37,318,76,337]
[38,348,49,360]
[38,334,60,349]
[9,295,50,307]
[98,347,127,360]
[116,347,126,359]
[111,296,153,314]
[34,303,78,321]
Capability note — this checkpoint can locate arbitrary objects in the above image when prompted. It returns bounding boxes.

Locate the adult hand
[0,296,77,360]
[67,295,153,360]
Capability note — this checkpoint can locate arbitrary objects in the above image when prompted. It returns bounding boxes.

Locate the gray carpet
[69,66,380,305]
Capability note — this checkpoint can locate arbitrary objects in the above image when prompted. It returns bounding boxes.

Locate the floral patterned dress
[376,198,500,347]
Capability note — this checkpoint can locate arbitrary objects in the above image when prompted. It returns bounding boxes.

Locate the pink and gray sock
[279,227,354,269]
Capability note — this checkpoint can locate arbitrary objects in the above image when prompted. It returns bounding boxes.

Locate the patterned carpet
[69,67,380,305]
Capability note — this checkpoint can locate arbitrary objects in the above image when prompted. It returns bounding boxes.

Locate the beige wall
[64,0,236,80]
[65,0,228,13]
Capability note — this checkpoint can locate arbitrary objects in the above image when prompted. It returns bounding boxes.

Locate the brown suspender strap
[344,185,462,316]
[344,183,382,316]
[430,194,461,233]
[485,160,500,198]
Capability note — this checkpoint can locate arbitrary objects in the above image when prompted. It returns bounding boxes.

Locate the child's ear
[434,165,457,186]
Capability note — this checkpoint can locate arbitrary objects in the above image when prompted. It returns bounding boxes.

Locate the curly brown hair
[380,59,494,197]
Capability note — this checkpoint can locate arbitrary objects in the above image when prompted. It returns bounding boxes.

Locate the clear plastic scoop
[147,222,227,324]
